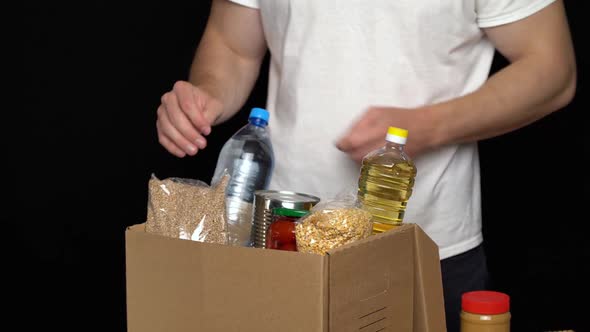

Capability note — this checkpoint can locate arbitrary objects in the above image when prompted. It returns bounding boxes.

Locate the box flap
[327,224,415,332]
[126,224,328,332]
[412,224,446,331]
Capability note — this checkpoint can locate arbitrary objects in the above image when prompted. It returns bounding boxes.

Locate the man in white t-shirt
[155,0,576,330]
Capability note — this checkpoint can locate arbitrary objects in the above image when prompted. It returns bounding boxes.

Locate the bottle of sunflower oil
[357,127,417,234]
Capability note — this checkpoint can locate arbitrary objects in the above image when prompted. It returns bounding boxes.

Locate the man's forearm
[187,0,267,125]
[427,53,576,149]
[426,1,576,149]
[189,28,264,125]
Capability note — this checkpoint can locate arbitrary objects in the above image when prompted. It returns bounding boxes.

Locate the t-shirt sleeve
[476,0,555,28]
[227,0,259,9]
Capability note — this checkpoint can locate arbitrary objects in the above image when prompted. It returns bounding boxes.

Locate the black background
[17,1,588,331]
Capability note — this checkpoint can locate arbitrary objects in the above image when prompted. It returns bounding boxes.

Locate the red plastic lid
[462,291,510,315]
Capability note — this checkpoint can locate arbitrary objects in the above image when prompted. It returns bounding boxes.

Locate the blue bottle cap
[249,107,270,123]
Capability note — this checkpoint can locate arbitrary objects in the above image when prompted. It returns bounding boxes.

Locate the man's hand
[156,81,223,158]
[336,106,435,162]
[156,0,267,158]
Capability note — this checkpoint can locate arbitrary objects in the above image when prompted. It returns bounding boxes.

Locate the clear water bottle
[211,108,275,246]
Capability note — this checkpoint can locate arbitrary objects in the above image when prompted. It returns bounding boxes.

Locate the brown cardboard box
[125,223,446,331]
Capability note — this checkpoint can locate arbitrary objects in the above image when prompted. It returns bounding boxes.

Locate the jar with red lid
[461,290,511,332]
[265,207,309,251]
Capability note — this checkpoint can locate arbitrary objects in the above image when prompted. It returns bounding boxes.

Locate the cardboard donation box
[125,223,446,332]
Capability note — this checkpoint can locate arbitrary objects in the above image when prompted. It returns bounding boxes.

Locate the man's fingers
[156,120,187,158]
[349,140,384,162]
[162,92,208,149]
[336,124,363,151]
[173,82,212,135]
[337,124,381,152]
[194,90,215,135]
[336,135,353,152]
[336,108,382,151]
[157,105,200,156]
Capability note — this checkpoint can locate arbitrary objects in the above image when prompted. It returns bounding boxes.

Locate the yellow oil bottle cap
[386,126,408,144]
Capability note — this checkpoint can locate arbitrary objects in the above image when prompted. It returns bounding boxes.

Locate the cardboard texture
[126,223,446,331]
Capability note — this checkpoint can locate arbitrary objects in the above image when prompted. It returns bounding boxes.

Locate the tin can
[250,190,320,248]
[266,208,310,251]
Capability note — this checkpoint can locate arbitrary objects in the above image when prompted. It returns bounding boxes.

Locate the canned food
[250,190,320,248]
[266,208,309,251]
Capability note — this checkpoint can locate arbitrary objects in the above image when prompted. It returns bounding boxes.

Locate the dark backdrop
[17,1,588,331]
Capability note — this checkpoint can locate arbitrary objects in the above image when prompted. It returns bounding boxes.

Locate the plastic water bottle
[211,108,275,246]
[357,126,417,234]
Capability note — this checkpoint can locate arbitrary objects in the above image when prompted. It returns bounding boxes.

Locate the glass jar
[461,290,510,332]
[265,207,309,251]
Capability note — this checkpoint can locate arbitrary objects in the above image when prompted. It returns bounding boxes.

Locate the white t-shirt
[228,0,554,259]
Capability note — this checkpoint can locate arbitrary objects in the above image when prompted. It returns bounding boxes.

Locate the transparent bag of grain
[145,173,229,245]
[295,196,373,255]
